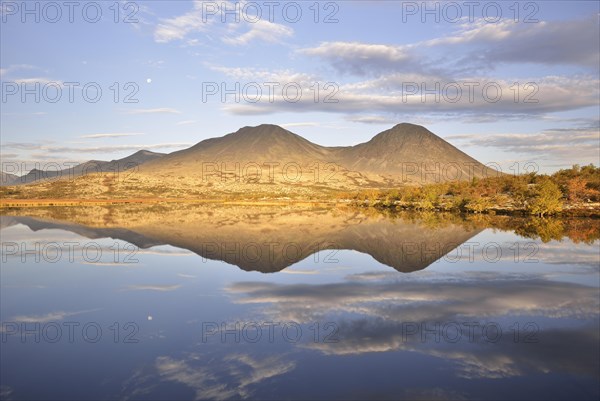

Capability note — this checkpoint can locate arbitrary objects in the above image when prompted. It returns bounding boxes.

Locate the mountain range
[138,123,494,183]
[2,150,164,186]
[1,123,498,197]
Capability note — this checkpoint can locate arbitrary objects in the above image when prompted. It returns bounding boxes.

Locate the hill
[0,123,499,200]
[4,150,165,186]
[0,172,19,186]
[137,123,495,186]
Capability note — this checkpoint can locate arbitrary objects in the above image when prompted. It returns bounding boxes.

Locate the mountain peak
[234,124,292,137]
[367,122,440,146]
[133,150,155,155]
[391,122,426,130]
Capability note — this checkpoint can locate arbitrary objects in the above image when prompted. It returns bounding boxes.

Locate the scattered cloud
[279,122,318,128]
[123,284,182,292]
[214,69,597,120]
[222,20,293,46]
[225,270,599,379]
[80,133,145,139]
[299,17,600,77]
[346,115,397,125]
[9,77,61,85]
[154,0,212,43]
[298,41,418,76]
[446,121,600,162]
[9,308,101,323]
[154,0,294,46]
[124,108,182,115]
[177,273,196,279]
[0,64,42,77]
[122,352,295,400]
[280,269,318,275]
[1,142,191,154]
[423,16,600,69]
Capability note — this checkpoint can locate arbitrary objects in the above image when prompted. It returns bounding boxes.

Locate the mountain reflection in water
[2,204,598,272]
[1,205,599,400]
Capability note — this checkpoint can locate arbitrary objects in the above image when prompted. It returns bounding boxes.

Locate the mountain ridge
[3,150,165,186]
[1,123,499,197]
[138,122,496,184]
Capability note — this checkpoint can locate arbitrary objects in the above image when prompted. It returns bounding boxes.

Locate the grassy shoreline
[2,197,599,218]
[2,164,598,217]
[0,198,341,208]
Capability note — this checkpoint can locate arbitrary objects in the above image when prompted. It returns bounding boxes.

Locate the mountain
[139,124,334,178]
[1,123,499,198]
[7,150,165,186]
[138,123,495,185]
[1,172,19,186]
[336,123,495,181]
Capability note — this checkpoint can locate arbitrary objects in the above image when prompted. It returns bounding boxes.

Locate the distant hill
[0,172,19,186]
[5,150,165,186]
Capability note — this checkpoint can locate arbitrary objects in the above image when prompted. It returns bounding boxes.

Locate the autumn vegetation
[348,164,600,217]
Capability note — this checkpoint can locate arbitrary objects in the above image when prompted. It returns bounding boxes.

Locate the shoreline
[1,197,599,218]
[0,198,342,208]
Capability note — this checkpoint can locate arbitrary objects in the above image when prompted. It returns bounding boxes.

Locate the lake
[1,205,599,400]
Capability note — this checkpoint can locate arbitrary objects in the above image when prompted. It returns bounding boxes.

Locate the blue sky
[1,0,599,175]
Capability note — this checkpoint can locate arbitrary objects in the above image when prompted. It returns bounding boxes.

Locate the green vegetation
[349,164,600,217]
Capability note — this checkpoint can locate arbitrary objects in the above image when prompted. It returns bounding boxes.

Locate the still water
[1,205,599,400]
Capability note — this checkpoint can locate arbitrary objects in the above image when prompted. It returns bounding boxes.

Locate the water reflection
[3,205,599,272]
[1,205,488,272]
[227,273,599,372]
[1,205,599,400]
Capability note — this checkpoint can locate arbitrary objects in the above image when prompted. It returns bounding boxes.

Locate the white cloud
[445,122,600,163]
[1,142,191,155]
[298,41,414,75]
[9,308,101,323]
[148,353,295,400]
[279,122,318,128]
[222,20,293,45]
[124,284,182,292]
[11,77,61,85]
[346,115,397,125]
[215,71,598,120]
[81,133,145,139]
[154,0,294,46]
[0,64,40,77]
[424,16,600,68]
[299,17,599,77]
[125,108,182,115]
